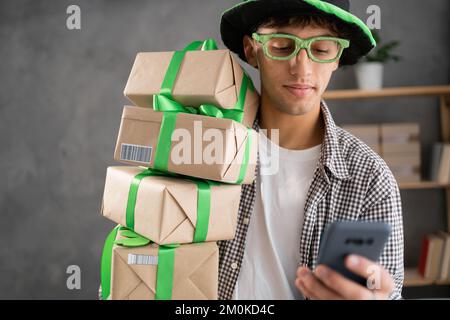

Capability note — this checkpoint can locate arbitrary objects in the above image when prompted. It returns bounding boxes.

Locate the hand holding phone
[316,221,391,286]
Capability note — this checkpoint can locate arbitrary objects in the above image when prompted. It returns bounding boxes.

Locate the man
[218,0,404,300]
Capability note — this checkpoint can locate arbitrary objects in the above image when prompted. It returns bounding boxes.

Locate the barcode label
[120,143,152,164]
[127,254,158,265]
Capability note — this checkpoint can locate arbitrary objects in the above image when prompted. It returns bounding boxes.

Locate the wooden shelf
[322,85,450,232]
[404,268,450,287]
[323,85,450,100]
[404,268,434,287]
[399,181,450,190]
[320,86,450,295]
[435,278,450,285]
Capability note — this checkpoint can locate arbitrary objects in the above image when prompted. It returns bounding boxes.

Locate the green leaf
[364,30,401,63]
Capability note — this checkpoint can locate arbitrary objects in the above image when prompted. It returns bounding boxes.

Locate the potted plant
[355,30,401,90]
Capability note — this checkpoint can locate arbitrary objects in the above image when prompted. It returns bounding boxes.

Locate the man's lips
[284,84,315,97]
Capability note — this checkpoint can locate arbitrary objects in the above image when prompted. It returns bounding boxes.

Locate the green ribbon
[235,127,252,184]
[158,39,218,102]
[153,112,177,172]
[153,38,253,124]
[192,179,212,243]
[153,94,245,123]
[151,39,254,184]
[100,225,120,300]
[100,226,179,300]
[114,228,151,247]
[125,168,215,243]
[155,243,178,300]
[151,112,253,184]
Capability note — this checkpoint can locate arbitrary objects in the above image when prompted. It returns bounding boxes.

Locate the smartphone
[316,221,391,286]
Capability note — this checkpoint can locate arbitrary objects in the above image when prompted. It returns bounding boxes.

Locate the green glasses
[252,33,350,63]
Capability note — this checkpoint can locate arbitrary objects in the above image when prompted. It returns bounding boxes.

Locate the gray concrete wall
[0,0,448,299]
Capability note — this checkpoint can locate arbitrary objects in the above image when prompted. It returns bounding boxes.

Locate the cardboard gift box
[101,166,241,245]
[124,49,259,128]
[114,106,258,184]
[101,227,218,300]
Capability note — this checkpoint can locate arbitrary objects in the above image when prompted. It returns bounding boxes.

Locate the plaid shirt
[99,100,404,300]
[217,100,404,300]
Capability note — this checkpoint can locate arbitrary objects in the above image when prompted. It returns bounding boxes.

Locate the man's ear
[243,35,259,69]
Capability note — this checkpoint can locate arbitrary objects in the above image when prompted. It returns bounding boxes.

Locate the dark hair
[252,14,352,40]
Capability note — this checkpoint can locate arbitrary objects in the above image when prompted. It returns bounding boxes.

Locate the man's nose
[289,48,313,76]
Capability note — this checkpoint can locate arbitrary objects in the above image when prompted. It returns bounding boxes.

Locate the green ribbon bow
[153,38,254,124]
[101,226,180,300]
[126,168,217,243]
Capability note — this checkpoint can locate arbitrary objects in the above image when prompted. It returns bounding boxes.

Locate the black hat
[220,0,376,66]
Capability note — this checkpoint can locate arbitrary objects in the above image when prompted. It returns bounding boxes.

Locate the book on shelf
[418,232,450,280]
[437,231,450,280]
[430,143,450,183]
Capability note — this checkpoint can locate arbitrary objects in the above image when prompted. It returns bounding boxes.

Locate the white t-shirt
[233,130,321,300]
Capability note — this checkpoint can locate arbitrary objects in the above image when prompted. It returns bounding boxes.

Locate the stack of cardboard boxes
[343,123,421,183]
[99,40,260,300]
[381,123,421,183]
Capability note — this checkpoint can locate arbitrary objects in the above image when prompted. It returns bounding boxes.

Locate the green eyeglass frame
[252,33,350,63]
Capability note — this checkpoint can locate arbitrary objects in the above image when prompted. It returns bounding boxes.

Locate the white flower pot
[355,62,384,90]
